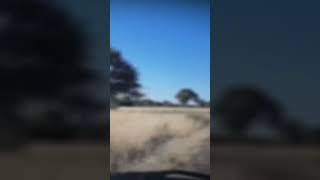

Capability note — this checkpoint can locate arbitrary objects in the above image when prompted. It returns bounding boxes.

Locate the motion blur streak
[0,0,108,179]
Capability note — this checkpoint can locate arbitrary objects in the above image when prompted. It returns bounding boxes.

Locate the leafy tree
[0,0,98,147]
[110,49,142,103]
[176,88,199,105]
[213,85,286,136]
[128,89,144,102]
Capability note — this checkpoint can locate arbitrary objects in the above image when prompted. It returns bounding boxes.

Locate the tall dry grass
[110,107,210,174]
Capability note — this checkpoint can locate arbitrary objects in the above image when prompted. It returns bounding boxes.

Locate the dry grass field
[1,107,318,180]
[110,107,211,174]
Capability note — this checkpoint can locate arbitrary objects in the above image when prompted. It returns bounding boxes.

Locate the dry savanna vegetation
[110,107,211,174]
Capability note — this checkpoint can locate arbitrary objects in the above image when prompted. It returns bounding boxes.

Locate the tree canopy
[213,85,286,136]
[0,0,100,147]
[176,88,199,105]
[0,0,95,102]
[110,49,142,102]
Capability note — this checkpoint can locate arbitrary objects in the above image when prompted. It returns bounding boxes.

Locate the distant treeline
[113,98,210,108]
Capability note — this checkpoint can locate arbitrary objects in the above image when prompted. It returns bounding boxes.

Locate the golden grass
[110,107,210,174]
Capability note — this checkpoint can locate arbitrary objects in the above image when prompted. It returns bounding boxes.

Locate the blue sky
[111,0,210,102]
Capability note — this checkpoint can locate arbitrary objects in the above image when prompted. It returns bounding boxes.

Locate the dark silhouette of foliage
[282,120,305,144]
[128,89,144,101]
[176,88,199,105]
[162,100,174,107]
[214,85,287,136]
[0,0,100,147]
[0,0,94,98]
[110,48,142,100]
[195,98,210,107]
[312,128,320,143]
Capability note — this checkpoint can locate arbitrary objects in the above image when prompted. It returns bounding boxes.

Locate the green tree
[176,88,199,105]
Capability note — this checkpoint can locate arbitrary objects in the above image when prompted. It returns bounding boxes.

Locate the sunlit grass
[110,107,210,174]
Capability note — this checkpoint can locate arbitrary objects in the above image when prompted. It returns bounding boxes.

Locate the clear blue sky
[111,0,210,102]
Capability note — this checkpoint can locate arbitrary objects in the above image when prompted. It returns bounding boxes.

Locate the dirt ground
[0,143,108,180]
[213,144,320,180]
[1,143,319,180]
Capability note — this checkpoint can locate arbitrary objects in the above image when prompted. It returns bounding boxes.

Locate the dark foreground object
[111,170,210,180]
